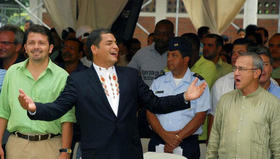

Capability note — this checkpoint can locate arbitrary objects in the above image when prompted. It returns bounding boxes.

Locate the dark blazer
[29,66,189,159]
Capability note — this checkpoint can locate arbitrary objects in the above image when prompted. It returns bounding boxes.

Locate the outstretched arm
[18,89,36,112]
[18,76,77,121]
[139,71,207,114]
[184,77,207,101]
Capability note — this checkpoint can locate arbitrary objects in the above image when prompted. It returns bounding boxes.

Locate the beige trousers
[6,134,62,159]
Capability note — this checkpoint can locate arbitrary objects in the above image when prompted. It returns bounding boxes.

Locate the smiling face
[0,31,20,59]
[91,33,119,68]
[234,56,261,95]
[62,40,82,63]
[25,32,53,63]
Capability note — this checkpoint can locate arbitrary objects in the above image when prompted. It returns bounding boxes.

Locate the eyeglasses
[0,41,16,45]
[232,66,258,72]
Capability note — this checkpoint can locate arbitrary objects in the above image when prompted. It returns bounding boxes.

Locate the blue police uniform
[148,68,211,159]
[268,80,280,99]
[0,69,6,91]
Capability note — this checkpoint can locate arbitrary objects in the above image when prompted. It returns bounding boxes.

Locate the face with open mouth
[92,33,119,68]
[234,56,259,94]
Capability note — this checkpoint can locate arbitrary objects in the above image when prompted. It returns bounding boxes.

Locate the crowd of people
[0,18,279,159]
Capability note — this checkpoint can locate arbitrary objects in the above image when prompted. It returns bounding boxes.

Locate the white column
[243,0,258,28]
[175,0,179,36]
[155,0,167,24]
[29,0,43,24]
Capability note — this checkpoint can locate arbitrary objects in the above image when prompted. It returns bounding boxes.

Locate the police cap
[168,37,192,58]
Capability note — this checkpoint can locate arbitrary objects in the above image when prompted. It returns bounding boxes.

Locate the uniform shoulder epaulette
[193,73,204,80]
[154,72,165,79]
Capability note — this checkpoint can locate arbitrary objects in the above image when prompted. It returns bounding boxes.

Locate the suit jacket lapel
[116,67,125,117]
[87,66,117,117]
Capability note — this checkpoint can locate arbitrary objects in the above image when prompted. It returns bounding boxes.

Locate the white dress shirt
[210,72,234,115]
[93,63,120,116]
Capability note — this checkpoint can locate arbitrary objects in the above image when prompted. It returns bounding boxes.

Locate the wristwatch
[59,148,72,154]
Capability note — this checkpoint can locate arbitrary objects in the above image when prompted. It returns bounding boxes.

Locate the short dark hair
[25,20,33,25]
[25,24,53,45]
[233,38,252,47]
[86,28,113,59]
[64,38,83,52]
[148,32,155,38]
[155,19,174,33]
[197,26,209,39]
[50,27,57,33]
[245,32,263,45]
[204,34,223,47]
[257,27,269,38]
[0,24,24,44]
[129,38,140,44]
[245,24,258,35]
[128,38,141,49]
[61,27,76,40]
[181,33,200,51]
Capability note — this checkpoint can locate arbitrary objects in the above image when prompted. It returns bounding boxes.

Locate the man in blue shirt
[257,46,280,98]
[146,37,211,159]
[0,69,6,92]
[0,69,6,156]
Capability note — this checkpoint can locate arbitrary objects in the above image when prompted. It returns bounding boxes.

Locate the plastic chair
[143,152,187,159]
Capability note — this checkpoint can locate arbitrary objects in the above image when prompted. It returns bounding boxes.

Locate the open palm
[18,89,37,112]
[184,78,207,101]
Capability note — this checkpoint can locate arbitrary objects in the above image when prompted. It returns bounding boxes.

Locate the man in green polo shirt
[202,34,232,80]
[191,34,231,143]
[0,25,75,159]
[191,55,217,88]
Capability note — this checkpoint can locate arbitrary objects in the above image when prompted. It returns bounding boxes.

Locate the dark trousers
[82,147,120,159]
[138,108,153,138]
[148,133,200,159]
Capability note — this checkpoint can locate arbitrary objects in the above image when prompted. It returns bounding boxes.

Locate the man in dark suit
[18,29,207,159]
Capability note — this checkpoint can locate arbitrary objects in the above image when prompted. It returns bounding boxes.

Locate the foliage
[0,0,30,28]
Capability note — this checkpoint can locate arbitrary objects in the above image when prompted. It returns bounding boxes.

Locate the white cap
[76,25,92,39]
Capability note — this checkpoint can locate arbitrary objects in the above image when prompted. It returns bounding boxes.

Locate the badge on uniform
[155,90,164,94]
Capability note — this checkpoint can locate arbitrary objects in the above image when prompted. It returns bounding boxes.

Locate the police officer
[146,37,211,159]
